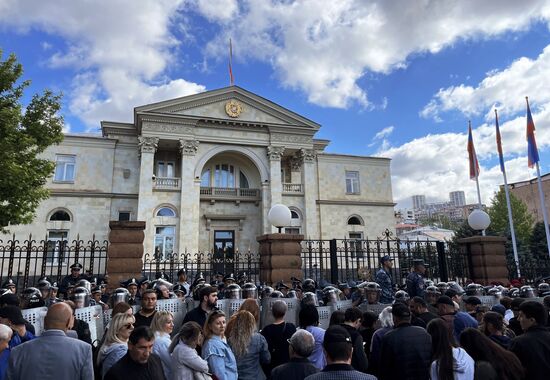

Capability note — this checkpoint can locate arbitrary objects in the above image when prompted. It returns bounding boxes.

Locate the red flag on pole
[228,38,234,86]
[526,97,540,168]
[467,121,480,180]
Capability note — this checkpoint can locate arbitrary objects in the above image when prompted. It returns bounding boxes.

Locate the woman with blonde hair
[227,310,270,380]
[226,299,260,337]
[150,310,174,379]
[201,310,237,380]
[97,313,135,378]
[169,321,209,380]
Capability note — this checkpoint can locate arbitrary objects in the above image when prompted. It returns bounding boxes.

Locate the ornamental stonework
[299,148,316,162]
[290,155,302,170]
[225,100,244,118]
[179,139,199,156]
[271,133,312,144]
[138,136,159,153]
[267,146,285,160]
[142,122,194,135]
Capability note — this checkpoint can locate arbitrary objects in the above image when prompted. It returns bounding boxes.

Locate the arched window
[49,210,71,221]
[156,207,176,217]
[201,164,250,188]
[291,210,300,219]
[347,216,363,225]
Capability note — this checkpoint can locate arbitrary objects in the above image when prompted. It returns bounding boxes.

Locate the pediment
[134,86,320,130]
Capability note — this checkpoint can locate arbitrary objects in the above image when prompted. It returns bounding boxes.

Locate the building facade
[412,195,426,210]
[449,191,466,207]
[2,86,395,258]
[506,173,550,223]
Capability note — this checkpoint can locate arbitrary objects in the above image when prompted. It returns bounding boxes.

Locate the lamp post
[468,209,491,236]
[268,204,291,233]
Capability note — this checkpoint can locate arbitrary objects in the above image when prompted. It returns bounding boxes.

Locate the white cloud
[197,0,550,109]
[373,126,394,140]
[195,0,239,22]
[421,45,550,120]
[0,0,205,130]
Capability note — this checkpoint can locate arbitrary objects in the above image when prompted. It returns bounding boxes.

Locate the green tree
[487,188,534,243]
[530,221,548,258]
[0,51,64,232]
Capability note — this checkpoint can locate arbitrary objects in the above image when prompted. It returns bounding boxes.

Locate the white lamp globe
[468,209,491,231]
[268,204,291,231]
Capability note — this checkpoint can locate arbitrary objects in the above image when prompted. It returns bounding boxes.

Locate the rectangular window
[154,226,175,260]
[54,155,76,182]
[118,212,131,221]
[46,231,68,264]
[157,161,175,178]
[345,171,360,194]
[348,232,363,258]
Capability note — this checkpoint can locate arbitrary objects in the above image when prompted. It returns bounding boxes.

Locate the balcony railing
[283,183,303,194]
[200,187,261,201]
[153,177,181,190]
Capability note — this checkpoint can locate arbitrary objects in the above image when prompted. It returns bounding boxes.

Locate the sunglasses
[124,323,135,330]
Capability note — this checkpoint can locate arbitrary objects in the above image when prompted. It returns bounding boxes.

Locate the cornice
[60,135,117,149]
[316,200,396,207]
[49,190,139,199]
[317,153,391,165]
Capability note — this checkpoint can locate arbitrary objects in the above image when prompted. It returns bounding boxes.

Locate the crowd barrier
[19,296,548,345]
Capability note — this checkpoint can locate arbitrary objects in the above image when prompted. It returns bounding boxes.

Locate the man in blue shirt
[375,255,395,304]
[406,259,426,298]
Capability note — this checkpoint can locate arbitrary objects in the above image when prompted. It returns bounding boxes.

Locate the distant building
[412,195,426,210]
[505,173,550,223]
[397,226,455,242]
[449,191,466,207]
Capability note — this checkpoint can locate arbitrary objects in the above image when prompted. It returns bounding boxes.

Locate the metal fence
[142,251,261,284]
[506,251,550,283]
[301,230,470,286]
[0,235,108,289]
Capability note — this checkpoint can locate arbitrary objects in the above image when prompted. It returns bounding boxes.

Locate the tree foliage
[530,221,548,258]
[487,188,534,244]
[0,50,64,232]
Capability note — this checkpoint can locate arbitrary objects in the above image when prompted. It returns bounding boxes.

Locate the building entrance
[213,230,234,275]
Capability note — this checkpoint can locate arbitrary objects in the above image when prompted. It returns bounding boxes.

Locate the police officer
[2,279,17,294]
[60,262,84,298]
[375,255,395,304]
[125,278,140,305]
[176,268,191,296]
[406,259,426,298]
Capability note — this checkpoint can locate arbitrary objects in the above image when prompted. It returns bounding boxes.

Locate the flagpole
[495,110,521,277]
[470,120,485,236]
[535,161,550,258]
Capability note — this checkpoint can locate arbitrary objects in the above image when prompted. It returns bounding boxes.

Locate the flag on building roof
[228,38,234,86]
[526,97,539,168]
[495,109,505,173]
[467,122,479,179]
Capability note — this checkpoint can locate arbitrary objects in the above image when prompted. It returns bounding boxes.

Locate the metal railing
[199,187,261,199]
[153,177,181,190]
[283,183,303,193]
[0,235,108,289]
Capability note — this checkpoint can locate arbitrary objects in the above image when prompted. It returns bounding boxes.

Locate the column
[290,155,302,184]
[300,148,319,239]
[179,139,200,253]
[267,146,285,233]
[261,183,271,234]
[137,137,158,256]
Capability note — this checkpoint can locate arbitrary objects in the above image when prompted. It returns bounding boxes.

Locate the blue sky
[2,1,550,209]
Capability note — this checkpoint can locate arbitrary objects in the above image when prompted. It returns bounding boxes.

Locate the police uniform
[60,263,84,297]
[125,278,140,306]
[406,270,426,298]
[375,268,394,304]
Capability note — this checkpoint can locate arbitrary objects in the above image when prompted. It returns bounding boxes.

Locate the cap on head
[70,263,83,270]
[323,325,352,347]
[380,255,394,264]
[436,295,455,307]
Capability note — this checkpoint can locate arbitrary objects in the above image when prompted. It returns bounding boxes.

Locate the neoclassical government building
[4,86,395,257]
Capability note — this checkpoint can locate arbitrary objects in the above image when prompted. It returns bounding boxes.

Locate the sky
[2,0,550,210]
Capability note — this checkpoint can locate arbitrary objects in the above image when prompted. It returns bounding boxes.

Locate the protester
[0,324,12,380]
[169,321,209,380]
[340,307,369,372]
[426,318,474,380]
[0,306,35,349]
[298,304,326,370]
[328,310,345,326]
[379,302,432,380]
[459,328,524,380]
[508,298,525,336]
[509,300,550,380]
[463,297,481,319]
[436,295,478,342]
[150,310,174,379]
[201,310,237,380]
[304,325,377,380]
[368,306,393,377]
[134,290,157,328]
[5,303,93,380]
[112,302,133,318]
[238,299,260,325]
[499,297,514,322]
[97,312,136,378]
[359,311,377,360]
[227,310,270,380]
[410,296,438,326]
[65,300,92,345]
[270,329,319,380]
[183,286,217,329]
[260,300,296,377]
[104,326,166,380]
[482,311,512,349]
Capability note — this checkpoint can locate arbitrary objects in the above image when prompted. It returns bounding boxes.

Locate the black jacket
[340,323,369,373]
[271,357,319,380]
[104,352,166,380]
[510,325,550,380]
[379,323,432,380]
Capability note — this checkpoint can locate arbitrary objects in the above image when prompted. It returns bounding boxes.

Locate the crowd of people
[0,258,549,379]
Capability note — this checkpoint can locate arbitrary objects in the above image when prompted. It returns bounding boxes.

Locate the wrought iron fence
[301,230,470,286]
[506,250,550,284]
[0,235,108,289]
[142,251,261,284]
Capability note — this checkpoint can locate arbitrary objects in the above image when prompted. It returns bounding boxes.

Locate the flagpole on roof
[526,97,550,257]
[495,109,520,277]
[468,121,485,236]
[229,38,235,86]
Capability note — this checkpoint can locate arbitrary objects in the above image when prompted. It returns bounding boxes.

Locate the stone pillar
[261,183,271,234]
[137,137,158,255]
[300,148,319,239]
[257,233,303,285]
[107,221,146,292]
[179,139,200,253]
[267,146,285,233]
[457,236,509,285]
[290,155,302,184]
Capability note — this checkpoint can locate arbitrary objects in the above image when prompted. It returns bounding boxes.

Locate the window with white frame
[345,171,360,194]
[46,231,68,264]
[154,226,175,259]
[54,155,76,182]
[157,161,175,178]
[156,207,176,217]
[201,164,250,188]
[348,232,363,258]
